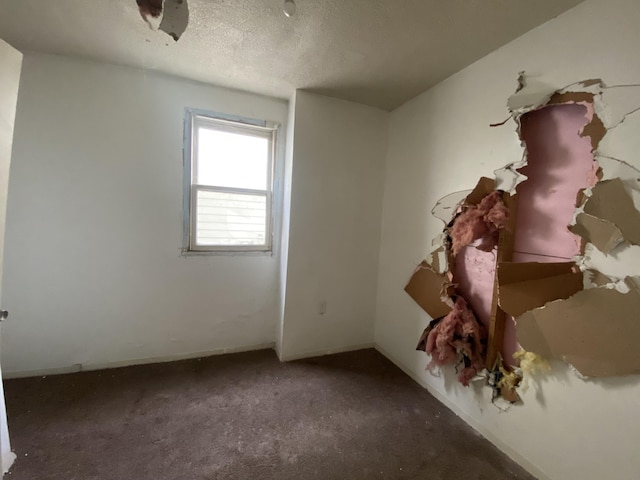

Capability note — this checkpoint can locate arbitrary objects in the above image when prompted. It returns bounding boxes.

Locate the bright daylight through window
[185,111,277,252]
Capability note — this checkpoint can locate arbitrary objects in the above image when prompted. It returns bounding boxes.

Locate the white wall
[375,1,640,479]
[280,91,388,359]
[0,37,22,474]
[275,94,296,356]
[1,53,288,376]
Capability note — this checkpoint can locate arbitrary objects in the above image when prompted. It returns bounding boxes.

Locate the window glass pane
[195,190,267,247]
[196,127,269,190]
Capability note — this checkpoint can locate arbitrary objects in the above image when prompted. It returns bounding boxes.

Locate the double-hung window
[185,110,277,252]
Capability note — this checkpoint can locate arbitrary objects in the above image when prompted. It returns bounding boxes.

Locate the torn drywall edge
[506,77,640,152]
[494,113,529,194]
[576,243,640,284]
[568,155,640,250]
[595,84,640,130]
[404,261,452,319]
[431,177,502,227]
[583,178,640,246]
[494,157,528,193]
[464,177,497,206]
[431,190,471,224]
[427,247,449,275]
[569,213,624,254]
[159,0,189,41]
[548,95,605,152]
[507,78,602,119]
[506,74,557,115]
[595,156,640,210]
[516,278,640,377]
[497,262,583,318]
[498,77,609,195]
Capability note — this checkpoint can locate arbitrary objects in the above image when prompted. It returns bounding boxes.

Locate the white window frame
[183,109,278,253]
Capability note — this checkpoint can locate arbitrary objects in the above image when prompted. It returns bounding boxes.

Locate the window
[184,110,278,252]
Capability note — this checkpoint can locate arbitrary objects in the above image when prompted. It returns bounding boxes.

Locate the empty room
[0,0,639,479]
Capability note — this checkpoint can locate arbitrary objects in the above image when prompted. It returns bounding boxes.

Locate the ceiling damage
[136,0,189,41]
[406,74,640,406]
[0,0,585,110]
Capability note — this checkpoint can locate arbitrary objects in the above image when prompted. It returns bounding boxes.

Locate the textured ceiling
[0,0,584,110]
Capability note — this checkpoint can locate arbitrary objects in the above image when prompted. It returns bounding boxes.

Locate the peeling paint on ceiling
[0,0,584,110]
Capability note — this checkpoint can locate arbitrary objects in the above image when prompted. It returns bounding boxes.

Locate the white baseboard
[374,344,549,480]
[277,342,375,362]
[2,450,15,474]
[3,342,276,379]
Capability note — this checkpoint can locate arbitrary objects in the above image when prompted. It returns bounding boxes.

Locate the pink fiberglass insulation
[514,103,597,261]
[500,103,598,365]
[453,244,497,330]
[426,296,486,386]
[450,191,509,256]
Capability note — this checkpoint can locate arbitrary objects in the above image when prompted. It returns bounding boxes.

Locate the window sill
[180,248,273,257]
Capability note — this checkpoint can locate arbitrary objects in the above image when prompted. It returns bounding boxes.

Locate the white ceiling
[0,0,584,111]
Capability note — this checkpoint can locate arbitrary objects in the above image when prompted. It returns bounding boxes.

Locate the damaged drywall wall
[517,278,640,377]
[405,73,640,404]
[136,0,189,41]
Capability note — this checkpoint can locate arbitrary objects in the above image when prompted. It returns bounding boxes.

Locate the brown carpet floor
[3,348,535,480]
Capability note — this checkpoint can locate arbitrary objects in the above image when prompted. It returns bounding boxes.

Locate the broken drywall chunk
[417,318,440,352]
[494,156,528,194]
[160,0,189,41]
[597,114,640,172]
[570,212,624,254]
[497,262,583,318]
[506,78,556,116]
[596,85,640,130]
[507,78,602,117]
[583,178,640,246]
[431,190,471,224]
[597,156,640,189]
[578,243,640,284]
[426,247,448,275]
[404,261,452,319]
[596,156,640,211]
[559,79,604,96]
[431,178,499,226]
[516,278,640,377]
